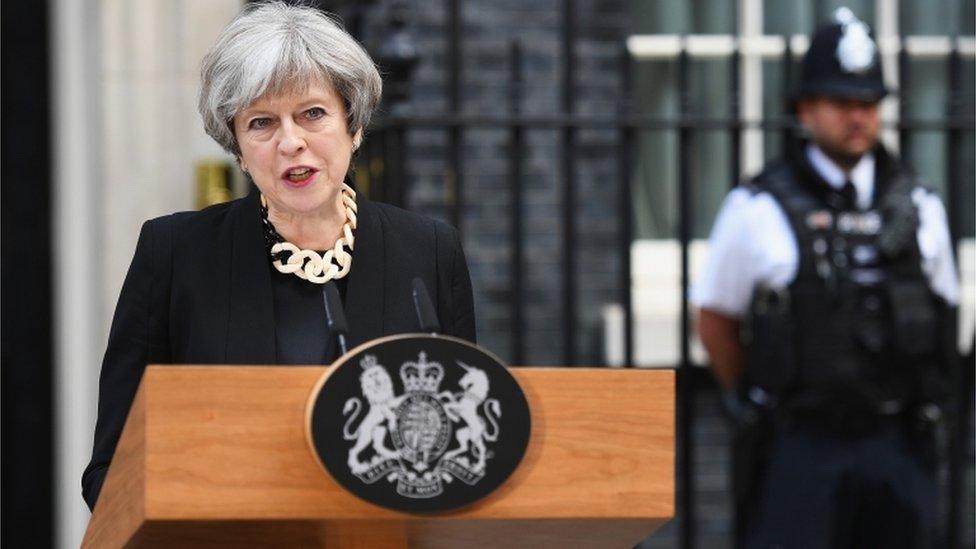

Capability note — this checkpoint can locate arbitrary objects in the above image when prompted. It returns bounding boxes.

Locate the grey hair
[198,1,382,155]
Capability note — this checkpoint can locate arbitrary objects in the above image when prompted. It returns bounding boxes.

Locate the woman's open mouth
[281,166,318,187]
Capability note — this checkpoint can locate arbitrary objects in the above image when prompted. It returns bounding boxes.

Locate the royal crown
[360,354,380,370]
[400,351,444,393]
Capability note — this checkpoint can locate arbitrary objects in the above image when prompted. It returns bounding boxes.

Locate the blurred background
[2,0,974,547]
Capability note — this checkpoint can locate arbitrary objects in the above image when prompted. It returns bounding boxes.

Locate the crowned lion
[343,355,404,473]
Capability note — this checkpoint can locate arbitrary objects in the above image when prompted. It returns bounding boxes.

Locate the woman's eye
[248,117,271,130]
[305,107,326,120]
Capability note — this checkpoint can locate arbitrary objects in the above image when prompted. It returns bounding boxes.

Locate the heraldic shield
[307,334,531,513]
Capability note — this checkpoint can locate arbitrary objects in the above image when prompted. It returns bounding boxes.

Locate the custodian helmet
[797,7,889,102]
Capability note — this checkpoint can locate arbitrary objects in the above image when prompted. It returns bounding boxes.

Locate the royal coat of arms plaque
[306,334,531,513]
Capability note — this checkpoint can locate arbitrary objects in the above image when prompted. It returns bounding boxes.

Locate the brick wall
[361,0,627,365]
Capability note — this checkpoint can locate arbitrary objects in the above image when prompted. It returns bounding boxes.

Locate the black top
[271,268,348,365]
[81,190,476,511]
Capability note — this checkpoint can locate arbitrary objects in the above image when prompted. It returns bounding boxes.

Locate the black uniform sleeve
[81,219,169,511]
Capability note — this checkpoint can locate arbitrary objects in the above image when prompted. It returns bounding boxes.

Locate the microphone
[411,277,441,334]
[322,281,349,355]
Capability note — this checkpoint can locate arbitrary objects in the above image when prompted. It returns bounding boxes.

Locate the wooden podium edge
[125,517,666,548]
[82,380,149,548]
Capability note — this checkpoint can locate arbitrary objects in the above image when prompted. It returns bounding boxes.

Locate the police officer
[693,8,960,549]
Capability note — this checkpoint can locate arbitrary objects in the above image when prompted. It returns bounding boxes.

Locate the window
[611,0,975,368]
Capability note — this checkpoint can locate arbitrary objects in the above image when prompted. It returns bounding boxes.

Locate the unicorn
[440,361,502,472]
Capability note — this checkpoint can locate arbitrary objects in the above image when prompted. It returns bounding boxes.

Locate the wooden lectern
[83,366,674,548]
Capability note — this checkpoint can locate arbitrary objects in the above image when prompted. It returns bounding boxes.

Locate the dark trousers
[745,424,939,549]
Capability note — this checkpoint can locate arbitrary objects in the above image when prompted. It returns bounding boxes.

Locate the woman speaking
[82,2,475,511]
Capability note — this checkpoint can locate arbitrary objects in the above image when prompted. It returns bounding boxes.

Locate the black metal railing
[353,1,975,546]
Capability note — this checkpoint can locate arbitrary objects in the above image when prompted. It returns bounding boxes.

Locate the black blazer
[81,190,475,511]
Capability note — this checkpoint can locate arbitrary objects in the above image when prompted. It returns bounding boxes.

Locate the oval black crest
[306,334,531,513]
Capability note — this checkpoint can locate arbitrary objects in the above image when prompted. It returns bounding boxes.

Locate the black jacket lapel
[225,190,277,364]
[344,198,385,348]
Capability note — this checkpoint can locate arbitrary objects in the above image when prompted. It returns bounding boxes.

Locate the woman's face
[234,80,359,216]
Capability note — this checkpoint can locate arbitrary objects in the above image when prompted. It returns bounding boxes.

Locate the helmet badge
[834,7,877,74]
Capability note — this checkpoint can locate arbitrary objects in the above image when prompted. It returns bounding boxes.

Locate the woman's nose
[277,120,306,155]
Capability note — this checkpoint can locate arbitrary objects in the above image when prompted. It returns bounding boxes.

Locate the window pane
[690,130,733,238]
[765,0,874,35]
[632,58,732,239]
[764,0,813,36]
[903,58,949,118]
[633,59,677,239]
[761,57,801,162]
[900,0,967,35]
[631,0,735,34]
[958,60,975,237]
[964,1,975,35]
[960,59,975,120]
[902,58,949,198]
[957,133,975,238]
[687,59,732,117]
[687,58,734,238]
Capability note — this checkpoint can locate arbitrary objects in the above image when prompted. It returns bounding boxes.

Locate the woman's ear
[238,157,248,174]
[352,128,363,151]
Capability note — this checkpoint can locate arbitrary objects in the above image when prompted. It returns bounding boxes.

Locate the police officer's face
[797,97,880,167]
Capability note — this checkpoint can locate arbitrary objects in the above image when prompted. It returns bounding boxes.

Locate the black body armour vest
[742,146,944,416]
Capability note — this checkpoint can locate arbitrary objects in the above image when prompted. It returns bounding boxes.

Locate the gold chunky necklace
[260,183,358,284]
